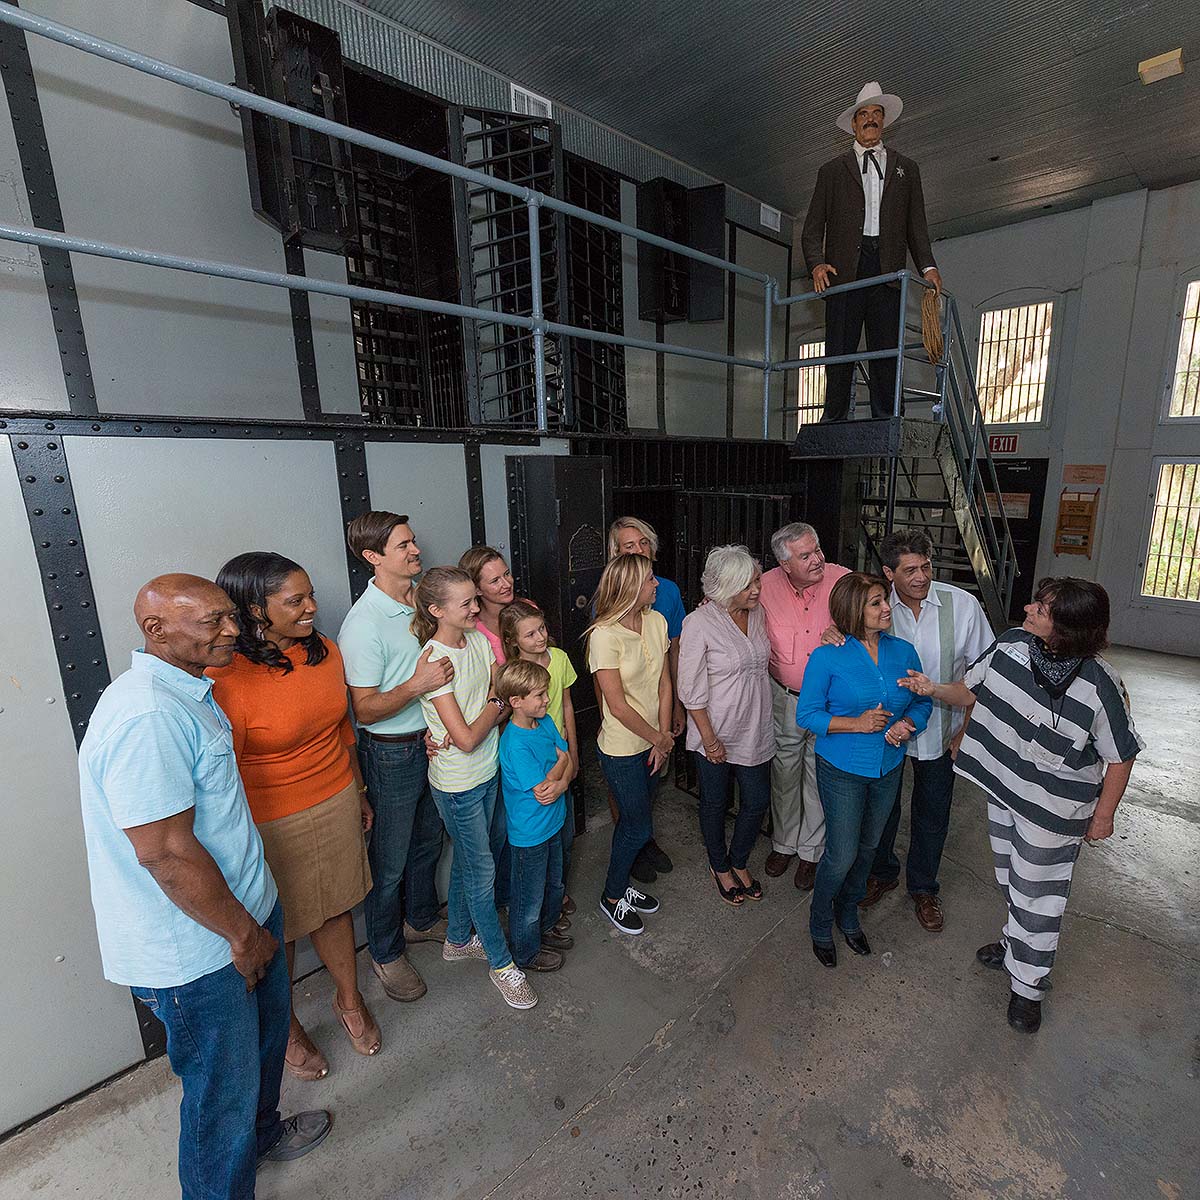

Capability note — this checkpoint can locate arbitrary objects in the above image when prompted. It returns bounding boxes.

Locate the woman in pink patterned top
[678,545,775,906]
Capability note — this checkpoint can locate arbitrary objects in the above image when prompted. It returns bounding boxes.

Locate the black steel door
[989,458,1049,621]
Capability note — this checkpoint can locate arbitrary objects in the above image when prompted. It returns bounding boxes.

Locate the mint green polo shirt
[337,579,427,735]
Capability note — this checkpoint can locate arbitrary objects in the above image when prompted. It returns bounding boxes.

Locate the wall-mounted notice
[986,492,1032,520]
[1063,464,1107,485]
[1053,489,1100,557]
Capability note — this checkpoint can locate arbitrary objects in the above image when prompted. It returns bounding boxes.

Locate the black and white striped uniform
[953,629,1143,999]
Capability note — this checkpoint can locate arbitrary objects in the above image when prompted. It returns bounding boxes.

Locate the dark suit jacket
[801,148,936,284]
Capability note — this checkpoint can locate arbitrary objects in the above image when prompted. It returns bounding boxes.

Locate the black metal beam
[0,2,98,415]
[282,238,325,423]
[725,222,737,439]
[464,441,486,545]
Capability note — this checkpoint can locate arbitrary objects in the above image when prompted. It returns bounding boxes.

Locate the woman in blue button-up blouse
[795,572,931,967]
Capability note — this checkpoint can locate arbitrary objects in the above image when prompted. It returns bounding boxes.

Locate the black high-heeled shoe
[710,867,744,907]
[731,869,762,901]
[843,929,872,956]
[812,940,837,968]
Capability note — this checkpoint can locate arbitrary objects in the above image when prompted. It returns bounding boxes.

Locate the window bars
[1168,280,1200,420]
[975,301,1053,425]
[1141,460,1200,603]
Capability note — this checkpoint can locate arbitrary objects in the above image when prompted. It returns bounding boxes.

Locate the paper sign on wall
[1053,489,1100,557]
[1063,464,1106,485]
[986,492,1032,520]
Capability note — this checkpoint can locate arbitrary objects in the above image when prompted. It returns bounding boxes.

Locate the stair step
[889,519,960,531]
[860,496,953,508]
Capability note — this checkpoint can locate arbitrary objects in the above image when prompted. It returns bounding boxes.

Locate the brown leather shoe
[914,893,944,932]
[765,851,795,878]
[523,948,564,972]
[404,915,448,945]
[371,954,427,1002]
[793,858,818,891]
[859,876,899,908]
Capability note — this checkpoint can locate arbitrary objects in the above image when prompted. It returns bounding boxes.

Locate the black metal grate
[462,108,565,428]
[564,153,627,433]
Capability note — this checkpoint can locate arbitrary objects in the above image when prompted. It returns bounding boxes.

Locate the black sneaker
[976,941,1006,971]
[600,895,644,935]
[629,848,657,884]
[1007,993,1042,1033]
[643,838,673,873]
[258,1111,333,1166]
[624,886,660,914]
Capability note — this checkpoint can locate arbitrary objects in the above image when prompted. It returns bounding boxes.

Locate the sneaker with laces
[624,886,659,914]
[258,1110,333,1166]
[600,895,644,934]
[490,963,538,1009]
[442,934,488,963]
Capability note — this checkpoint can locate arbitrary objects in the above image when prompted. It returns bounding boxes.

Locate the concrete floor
[1,646,1197,1199]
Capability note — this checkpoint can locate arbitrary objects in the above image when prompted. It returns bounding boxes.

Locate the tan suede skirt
[257,778,372,942]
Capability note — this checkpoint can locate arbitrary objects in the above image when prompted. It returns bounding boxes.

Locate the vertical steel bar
[762,277,775,440]
[527,196,548,433]
[893,271,910,417]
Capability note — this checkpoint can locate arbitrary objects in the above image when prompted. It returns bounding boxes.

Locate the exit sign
[988,433,1019,454]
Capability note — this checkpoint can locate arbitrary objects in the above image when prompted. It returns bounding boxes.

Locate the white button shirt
[853,140,886,236]
[888,580,994,761]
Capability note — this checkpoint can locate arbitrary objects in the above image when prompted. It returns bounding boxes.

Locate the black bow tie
[862,149,883,179]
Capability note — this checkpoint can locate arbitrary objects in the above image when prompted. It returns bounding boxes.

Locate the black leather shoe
[976,941,1006,971]
[812,940,837,968]
[843,929,872,956]
[1007,993,1042,1033]
[643,838,673,873]
[629,849,657,884]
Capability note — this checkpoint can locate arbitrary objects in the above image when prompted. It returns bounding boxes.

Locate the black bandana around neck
[1028,636,1083,700]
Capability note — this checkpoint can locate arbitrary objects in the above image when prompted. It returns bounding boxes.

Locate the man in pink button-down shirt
[758,522,850,890]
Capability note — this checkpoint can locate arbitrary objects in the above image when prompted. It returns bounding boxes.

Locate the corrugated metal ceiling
[356,0,1200,248]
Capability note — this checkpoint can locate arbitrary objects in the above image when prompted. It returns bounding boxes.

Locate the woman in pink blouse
[677,545,775,905]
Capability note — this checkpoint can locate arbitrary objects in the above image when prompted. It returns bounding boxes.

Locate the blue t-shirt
[78,651,277,988]
[653,575,686,640]
[499,715,568,847]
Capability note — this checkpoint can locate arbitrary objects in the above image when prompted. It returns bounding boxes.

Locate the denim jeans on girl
[490,777,511,909]
[596,747,659,900]
[130,899,289,1200]
[509,834,565,966]
[359,735,445,966]
[810,756,904,945]
[693,754,771,874]
[431,773,513,969]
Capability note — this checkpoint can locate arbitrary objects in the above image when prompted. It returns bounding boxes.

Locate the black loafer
[812,940,837,968]
[843,929,872,956]
[1007,993,1042,1033]
[976,941,1006,971]
[643,839,674,873]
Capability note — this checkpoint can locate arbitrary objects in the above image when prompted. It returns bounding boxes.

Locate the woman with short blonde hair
[586,553,673,934]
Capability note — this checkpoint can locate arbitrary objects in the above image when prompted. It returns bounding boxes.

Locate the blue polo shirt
[78,651,277,988]
[795,634,932,778]
[652,575,686,640]
[499,715,568,847]
[337,578,426,734]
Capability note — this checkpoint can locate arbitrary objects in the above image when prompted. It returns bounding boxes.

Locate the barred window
[1167,279,1200,419]
[794,341,826,427]
[976,301,1053,424]
[1141,460,1200,603]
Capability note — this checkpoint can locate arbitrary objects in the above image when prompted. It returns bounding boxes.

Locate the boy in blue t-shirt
[497,660,574,971]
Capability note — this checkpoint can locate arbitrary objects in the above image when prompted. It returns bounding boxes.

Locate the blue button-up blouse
[795,633,932,778]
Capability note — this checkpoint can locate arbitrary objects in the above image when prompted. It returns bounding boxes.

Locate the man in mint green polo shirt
[78,574,329,1199]
[339,512,453,1003]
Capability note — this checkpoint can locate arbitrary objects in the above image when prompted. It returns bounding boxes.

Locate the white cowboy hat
[837,82,903,133]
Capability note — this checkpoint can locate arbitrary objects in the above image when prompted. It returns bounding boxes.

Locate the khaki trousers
[770,678,824,861]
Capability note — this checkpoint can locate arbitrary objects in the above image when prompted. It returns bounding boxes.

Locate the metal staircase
[790,279,1018,629]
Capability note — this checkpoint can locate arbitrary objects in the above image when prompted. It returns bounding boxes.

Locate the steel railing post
[762,277,774,440]
[893,270,909,418]
[526,195,548,433]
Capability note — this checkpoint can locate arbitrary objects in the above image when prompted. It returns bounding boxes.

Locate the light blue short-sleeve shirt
[78,651,277,989]
[337,579,426,735]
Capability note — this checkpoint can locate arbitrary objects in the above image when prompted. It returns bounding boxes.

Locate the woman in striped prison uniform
[897,577,1142,1034]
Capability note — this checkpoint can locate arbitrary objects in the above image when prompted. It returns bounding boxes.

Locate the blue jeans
[871,751,956,896]
[560,787,577,886]
[131,899,289,1200]
[694,754,771,874]
[597,747,658,900]
[431,774,513,970]
[810,757,904,945]
[360,735,445,965]
[509,833,565,966]
[490,777,511,909]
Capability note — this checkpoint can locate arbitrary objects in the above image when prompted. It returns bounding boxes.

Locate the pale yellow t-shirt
[587,611,669,757]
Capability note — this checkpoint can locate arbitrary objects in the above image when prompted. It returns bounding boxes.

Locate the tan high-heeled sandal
[285,1018,329,1081]
[332,994,381,1056]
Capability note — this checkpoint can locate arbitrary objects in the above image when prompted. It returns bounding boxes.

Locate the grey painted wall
[920,183,1200,656]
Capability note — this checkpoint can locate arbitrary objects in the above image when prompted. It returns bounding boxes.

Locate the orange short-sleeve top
[208,637,356,824]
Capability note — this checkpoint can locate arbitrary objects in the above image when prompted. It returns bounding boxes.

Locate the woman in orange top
[210,552,378,1082]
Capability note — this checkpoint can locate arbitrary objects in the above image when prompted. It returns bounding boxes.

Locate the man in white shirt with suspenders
[860,530,993,930]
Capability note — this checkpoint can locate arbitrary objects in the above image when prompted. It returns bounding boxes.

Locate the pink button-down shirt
[758,563,850,691]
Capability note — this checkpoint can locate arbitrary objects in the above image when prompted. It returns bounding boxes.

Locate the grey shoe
[403,915,448,945]
[259,1110,333,1165]
[442,934,488,963]
[371,954,427,1002]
